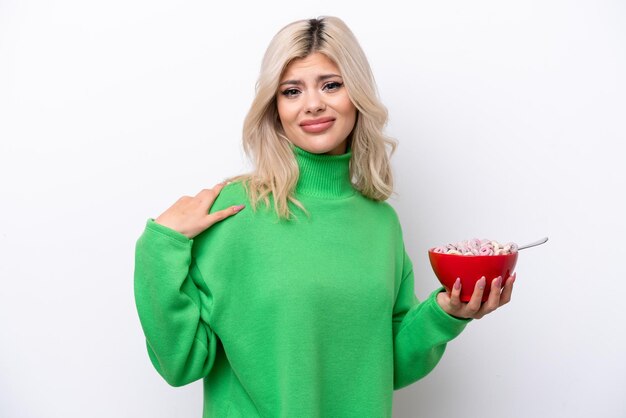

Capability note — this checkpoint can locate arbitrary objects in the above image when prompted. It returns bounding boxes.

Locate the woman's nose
[304,92,326,113]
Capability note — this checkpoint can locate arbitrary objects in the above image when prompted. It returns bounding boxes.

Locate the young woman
[134,16,514,417]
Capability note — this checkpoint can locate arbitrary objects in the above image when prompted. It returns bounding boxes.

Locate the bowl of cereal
[428,239,518,302]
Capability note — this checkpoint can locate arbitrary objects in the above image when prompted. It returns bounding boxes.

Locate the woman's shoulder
[353,193,402,226]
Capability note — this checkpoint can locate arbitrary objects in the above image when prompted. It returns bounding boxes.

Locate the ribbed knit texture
[134,144,469,417]
[292,144,355,199]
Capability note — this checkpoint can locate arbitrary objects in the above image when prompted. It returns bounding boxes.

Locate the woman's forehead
[281,53,341,80]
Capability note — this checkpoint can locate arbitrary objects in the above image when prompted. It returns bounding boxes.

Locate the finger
[195,182,227,200]
[466,277,486,314]
[449,278,462,310]
[436,290,451,312]
[477,276,502,318]
[499,272,516,306]
[174,195,193,206]
[204,205,245,228]
[194,183,229,215]
[213,181,228,190]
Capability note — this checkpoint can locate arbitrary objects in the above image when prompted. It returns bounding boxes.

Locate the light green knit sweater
[134,144,469,417]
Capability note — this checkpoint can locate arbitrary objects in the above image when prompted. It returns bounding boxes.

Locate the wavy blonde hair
[225,16,397,220]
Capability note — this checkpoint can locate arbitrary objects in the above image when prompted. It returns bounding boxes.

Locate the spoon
[518,237,549,251]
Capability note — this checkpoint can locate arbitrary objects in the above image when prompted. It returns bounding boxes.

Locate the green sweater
[134,144,469,417]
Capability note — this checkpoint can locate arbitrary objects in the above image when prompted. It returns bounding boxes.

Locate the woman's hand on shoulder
[155,182,245,239]
[436,273,516,319]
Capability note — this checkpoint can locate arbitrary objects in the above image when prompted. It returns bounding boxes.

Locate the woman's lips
[300,119,335,133]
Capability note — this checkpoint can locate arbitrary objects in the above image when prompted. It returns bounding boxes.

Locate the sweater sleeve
[392,245,471,390]
[134,218,217,387]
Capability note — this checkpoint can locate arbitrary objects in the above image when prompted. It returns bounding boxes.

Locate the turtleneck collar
[291,143,355,199]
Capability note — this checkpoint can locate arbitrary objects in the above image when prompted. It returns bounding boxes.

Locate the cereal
[433,239,518,256]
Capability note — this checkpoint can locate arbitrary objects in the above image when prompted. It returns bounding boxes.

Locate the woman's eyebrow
[279,74,342,86]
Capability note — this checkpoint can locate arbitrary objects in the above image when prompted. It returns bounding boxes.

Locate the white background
[1,1,625,417]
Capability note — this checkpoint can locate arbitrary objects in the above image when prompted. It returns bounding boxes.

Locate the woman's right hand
[154,182,245,239]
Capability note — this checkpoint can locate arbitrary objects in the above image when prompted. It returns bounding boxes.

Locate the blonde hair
[225,16,397,220]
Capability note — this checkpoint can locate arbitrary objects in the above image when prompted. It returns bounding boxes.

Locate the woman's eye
[323,81,343,91]
[281,88,300,97]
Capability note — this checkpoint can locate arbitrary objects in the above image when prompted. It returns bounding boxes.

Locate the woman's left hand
[436,273,516,319]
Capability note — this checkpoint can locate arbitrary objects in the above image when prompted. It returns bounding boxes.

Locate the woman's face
[276,52,357,155]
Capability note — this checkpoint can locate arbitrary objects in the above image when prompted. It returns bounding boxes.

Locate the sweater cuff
[145,218,193,246]
[426,287,472,330]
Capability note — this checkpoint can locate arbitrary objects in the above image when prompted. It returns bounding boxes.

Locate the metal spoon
[518,236,549,251]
